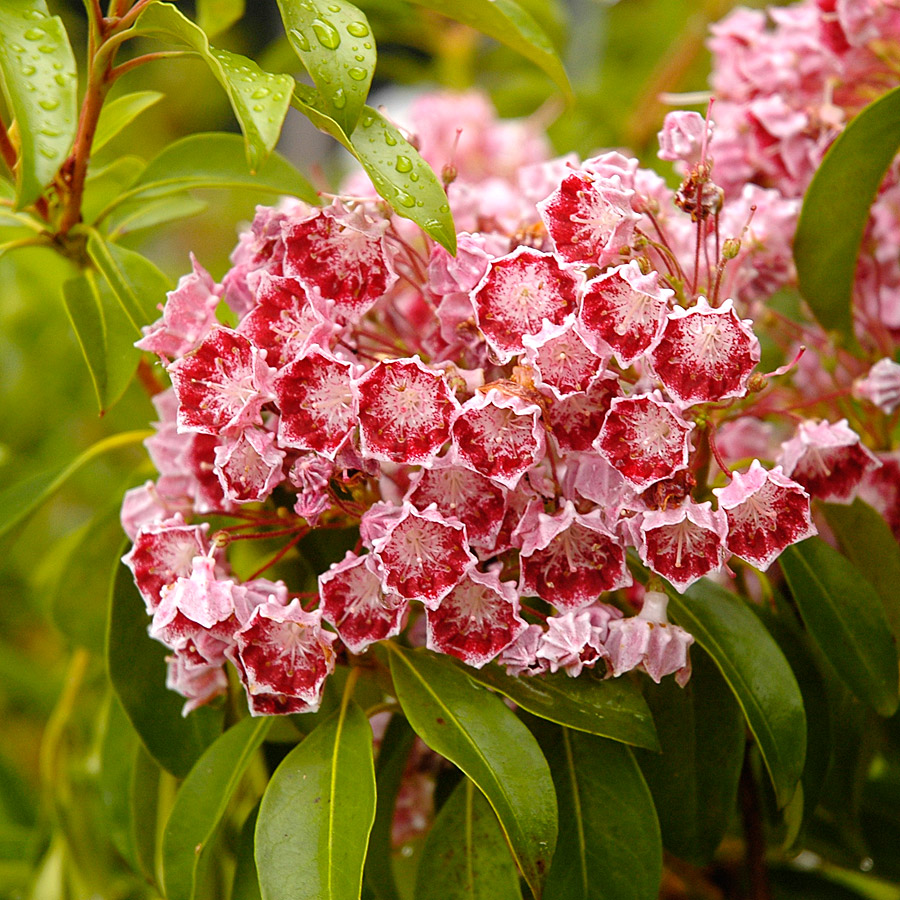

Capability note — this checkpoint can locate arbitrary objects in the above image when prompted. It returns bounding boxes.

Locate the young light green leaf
[825,499,900,642]
[408,0,572,102]
[162,717,272,900]
[107,195,207,240]
[92,91,164,153]
[465,662,659,751]
[794,85,900,351]
[385,645,557,898]
[415,777,522,900]
[255,700,375,900]
[85,229,171,331]
[363,715,415,900]
[82,156,145,226]
[780,538,899,717]
[534,722,662,900]
[107,558,223,778]
[656,572,807,808]
[198,0,246,37]
[100,132,318,217]
[277,0,375,136]
[0,429,151,542]
[0,1,77,207]
[132,3,293,170]
[634,648,745,865]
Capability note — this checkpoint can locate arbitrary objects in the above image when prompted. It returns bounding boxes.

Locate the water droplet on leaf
[395,155,412,173]
[23,28,43,41]
[347,66,367,81]
[397,191,416,208]
[347,21,370,37]
[384,133,397,146]
[312,18,341,49]
[38,98,58,111]
[290,28,310,51]
[332,88,346,109]
[251,87,270,99]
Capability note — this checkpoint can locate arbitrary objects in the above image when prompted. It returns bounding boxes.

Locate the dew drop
[395,155,412,173]
[9,44,25,53]
[361,114,374,128]
[273,92,284,101]
[25,8,45,19]
[38,45,55,54]
[21,64,35,76]
[252,104,264,112]
[347,66,367,81]
[23,28,44,41]
[251,87,270,99]
[332,88,346,109]
[363,42,372,49]
[416,200,424,207]
[39,126,60,137]
[54,73,67,86]
[38,145,56,159]
[439,203,450,213]
[355,54,365,62]
[409,172,419,182]
[312,18,341,49]
[289,28,310,51]
[397,191,416,209]
[384,133,397,146]
[346,21,370,37]
[327,3,340,11]
[38,98,59,111]
[52,61,63,70]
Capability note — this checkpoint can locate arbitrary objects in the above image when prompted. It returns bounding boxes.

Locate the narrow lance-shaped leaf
[780,538,899,717]
[794,85,900,351]
[99,132,318,218]
[255,699,376,900]
[107,558,223,778]
[292,86,455,252]
[385,645,557,899]
[631,563,807,808]
[108,195,208,240]
[533,720,662,900]
[92,91,164,153]
[162,716,273,900]
[277,0,376,136]
[0,0,77,207]
[131,2,293,169]
[464,662,659,751]
[415,777,522,900]
[408,0,572,103]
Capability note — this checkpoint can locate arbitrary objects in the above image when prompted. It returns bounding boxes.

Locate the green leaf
[107,195,207,240]
[82,156,145,226]
[0,429,151,542]
[197,0,246,37]
[408,0,572,103]
[85,229,171,330]
[385,645,557,898]
[162,716,272,900]
[364,715,415,900]
[276,0,375,136]
[132,3,293,170]
[291,86,455,252]
[61,270,141,413]
[534,722,662,900]
[825,499,900,642]
[634,648,745,865]
[92,91,164,153]
[130,744,162,885]
[655,573,807,808]
[794,86,900,350]
[255,700,376,900]
[415,777,522,900]
[465,662,659,751]
[232,804,262,900]
[107,558,223,778]
[101,132,318,217]
[780,538,899,717]
[0,1,77,207]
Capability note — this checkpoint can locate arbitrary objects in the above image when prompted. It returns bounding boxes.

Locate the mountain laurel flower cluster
[120,2,900,714]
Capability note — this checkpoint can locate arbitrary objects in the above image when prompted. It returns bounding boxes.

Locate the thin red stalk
[707,424,733,477]
[691,182,703,297]
[109,50,187,81]
[0,120,17,173]
[226,525,308,542]
[247,529,309,580]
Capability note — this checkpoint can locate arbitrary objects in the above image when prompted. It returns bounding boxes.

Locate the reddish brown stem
[109,50,187,81]
[247,529,309,580]
[0,119,17,173]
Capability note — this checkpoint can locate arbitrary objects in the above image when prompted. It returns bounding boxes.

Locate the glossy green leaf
[658,574,807,808]
[825,499,900,641]
[85,229,171,332]
[82,156,144,226]
[781,538,899,717]
[408,0,571,102]
[163,716,272,900]
[255,700,375,900]
[232,804,263,900]
[634,648,744,865]
[794,86,900,350]
[198,0,246,37]
[534,722,662,900]
[291,86,455,252]
[386,645,557,898]
[92,91,164,153]
[276,0,375,136]
[466,662,658,751]
[0,429,150,542]
[133,3,293,170]
[101,132,318,217]
[364,715,415,900]
[61,270,140,413]
[415,777,522,900]
[130,744,162,886]
[0,0,77,206]
[107,558,223,778]
[107,195,207,240]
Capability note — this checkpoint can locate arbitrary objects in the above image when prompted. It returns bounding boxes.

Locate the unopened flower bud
[722,237,741,259]
[442,162,457,186]
[212,530,230,549]
[747,373,768,393]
